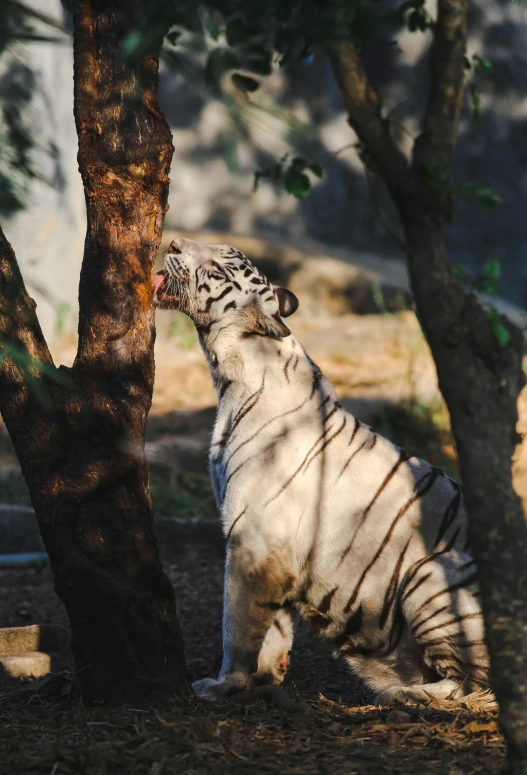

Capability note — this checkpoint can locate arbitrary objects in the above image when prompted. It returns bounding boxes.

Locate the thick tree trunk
[401,218,527,770]
[0,0,188,704]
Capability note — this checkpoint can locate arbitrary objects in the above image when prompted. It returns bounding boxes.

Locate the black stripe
[424,636,488,649]
[322,404,338,424]
[410,573,480,629]
[229,398,310,461]
[304,416,347,472]
[411,604,450,635]
[283,353,294,382]
[223,459,249,492]
[402,527,461,593]
[400,572,432,604]
[228,377,266,439]
[331,604,363,649]
[379,538,411,629]
[265,425,333,506]
[319,587,337,613]
[226,507,247,541]
[336,439,368,484]
[418,611,483,639]
[310,367,323,397]
[225,393,311,465]
[348,416,360,446]
[356,449,410,530]
[387,604,406,653]
[434,486,462,547]
[219,380,232,400]
[203,285,233,312]
[256,600,281,611]
[344,469,440,613]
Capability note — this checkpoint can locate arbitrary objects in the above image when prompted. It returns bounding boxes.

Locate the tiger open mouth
[153,270,179,307]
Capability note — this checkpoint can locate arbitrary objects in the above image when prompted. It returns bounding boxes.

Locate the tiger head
[153,238,299,339]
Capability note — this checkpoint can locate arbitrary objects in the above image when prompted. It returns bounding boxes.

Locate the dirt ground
[0,542,505,775]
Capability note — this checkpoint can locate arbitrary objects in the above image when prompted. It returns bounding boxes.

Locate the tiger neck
[199,326,309,397]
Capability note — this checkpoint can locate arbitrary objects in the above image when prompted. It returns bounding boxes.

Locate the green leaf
[487,309,510,348]
[452,263,468,281]
[459,183,504,211]
[231,73,260,92]
[283,167,311,199]
[308,163,324,178]
[472,54,492,73]
[484,259,500,281]
[474,259,501,296]
[474,276,498,296]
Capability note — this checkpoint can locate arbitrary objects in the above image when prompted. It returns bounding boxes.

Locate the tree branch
[413,0,469,168]
[328,40,409,197]
[0,225,54,398]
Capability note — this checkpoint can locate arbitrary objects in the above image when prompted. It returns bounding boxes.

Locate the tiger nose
[168,240,181,254]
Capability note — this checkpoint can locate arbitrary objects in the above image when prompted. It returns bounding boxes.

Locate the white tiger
[153,237,490,705]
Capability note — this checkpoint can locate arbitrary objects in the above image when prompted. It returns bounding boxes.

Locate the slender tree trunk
[328,0,527,766]
[401,218,527,770]
[0,0,188,704]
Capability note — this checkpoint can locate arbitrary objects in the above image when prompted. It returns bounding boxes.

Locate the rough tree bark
[330,0,527,769]
[0,0,187,704]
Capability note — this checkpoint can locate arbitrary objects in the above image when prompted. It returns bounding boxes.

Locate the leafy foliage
[397,0,433,32]
[487,308,510,348]
[451,259,510,348]
[459,183,503,211]
[474,259,500,296]
[254,155,323,198]
[453,258,502,298]
[464,53,493,125]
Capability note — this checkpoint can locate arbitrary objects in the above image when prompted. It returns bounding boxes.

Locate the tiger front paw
[192,674,249,700]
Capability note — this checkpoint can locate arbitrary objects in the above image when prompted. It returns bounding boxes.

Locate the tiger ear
[275,287,299,318]
[243,298,291,339]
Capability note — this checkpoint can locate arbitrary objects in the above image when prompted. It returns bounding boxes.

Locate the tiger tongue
[153,271,166,299]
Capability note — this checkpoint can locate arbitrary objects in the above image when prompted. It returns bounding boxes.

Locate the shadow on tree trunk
[0,0,189,704]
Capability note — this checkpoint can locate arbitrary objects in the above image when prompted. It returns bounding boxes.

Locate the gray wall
[1,0,85,343]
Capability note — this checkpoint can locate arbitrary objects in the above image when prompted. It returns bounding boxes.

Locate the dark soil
[0,536,506,775]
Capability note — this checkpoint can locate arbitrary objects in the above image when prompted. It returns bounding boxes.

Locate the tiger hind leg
[377,551,491,706]
[253,603,296,687]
